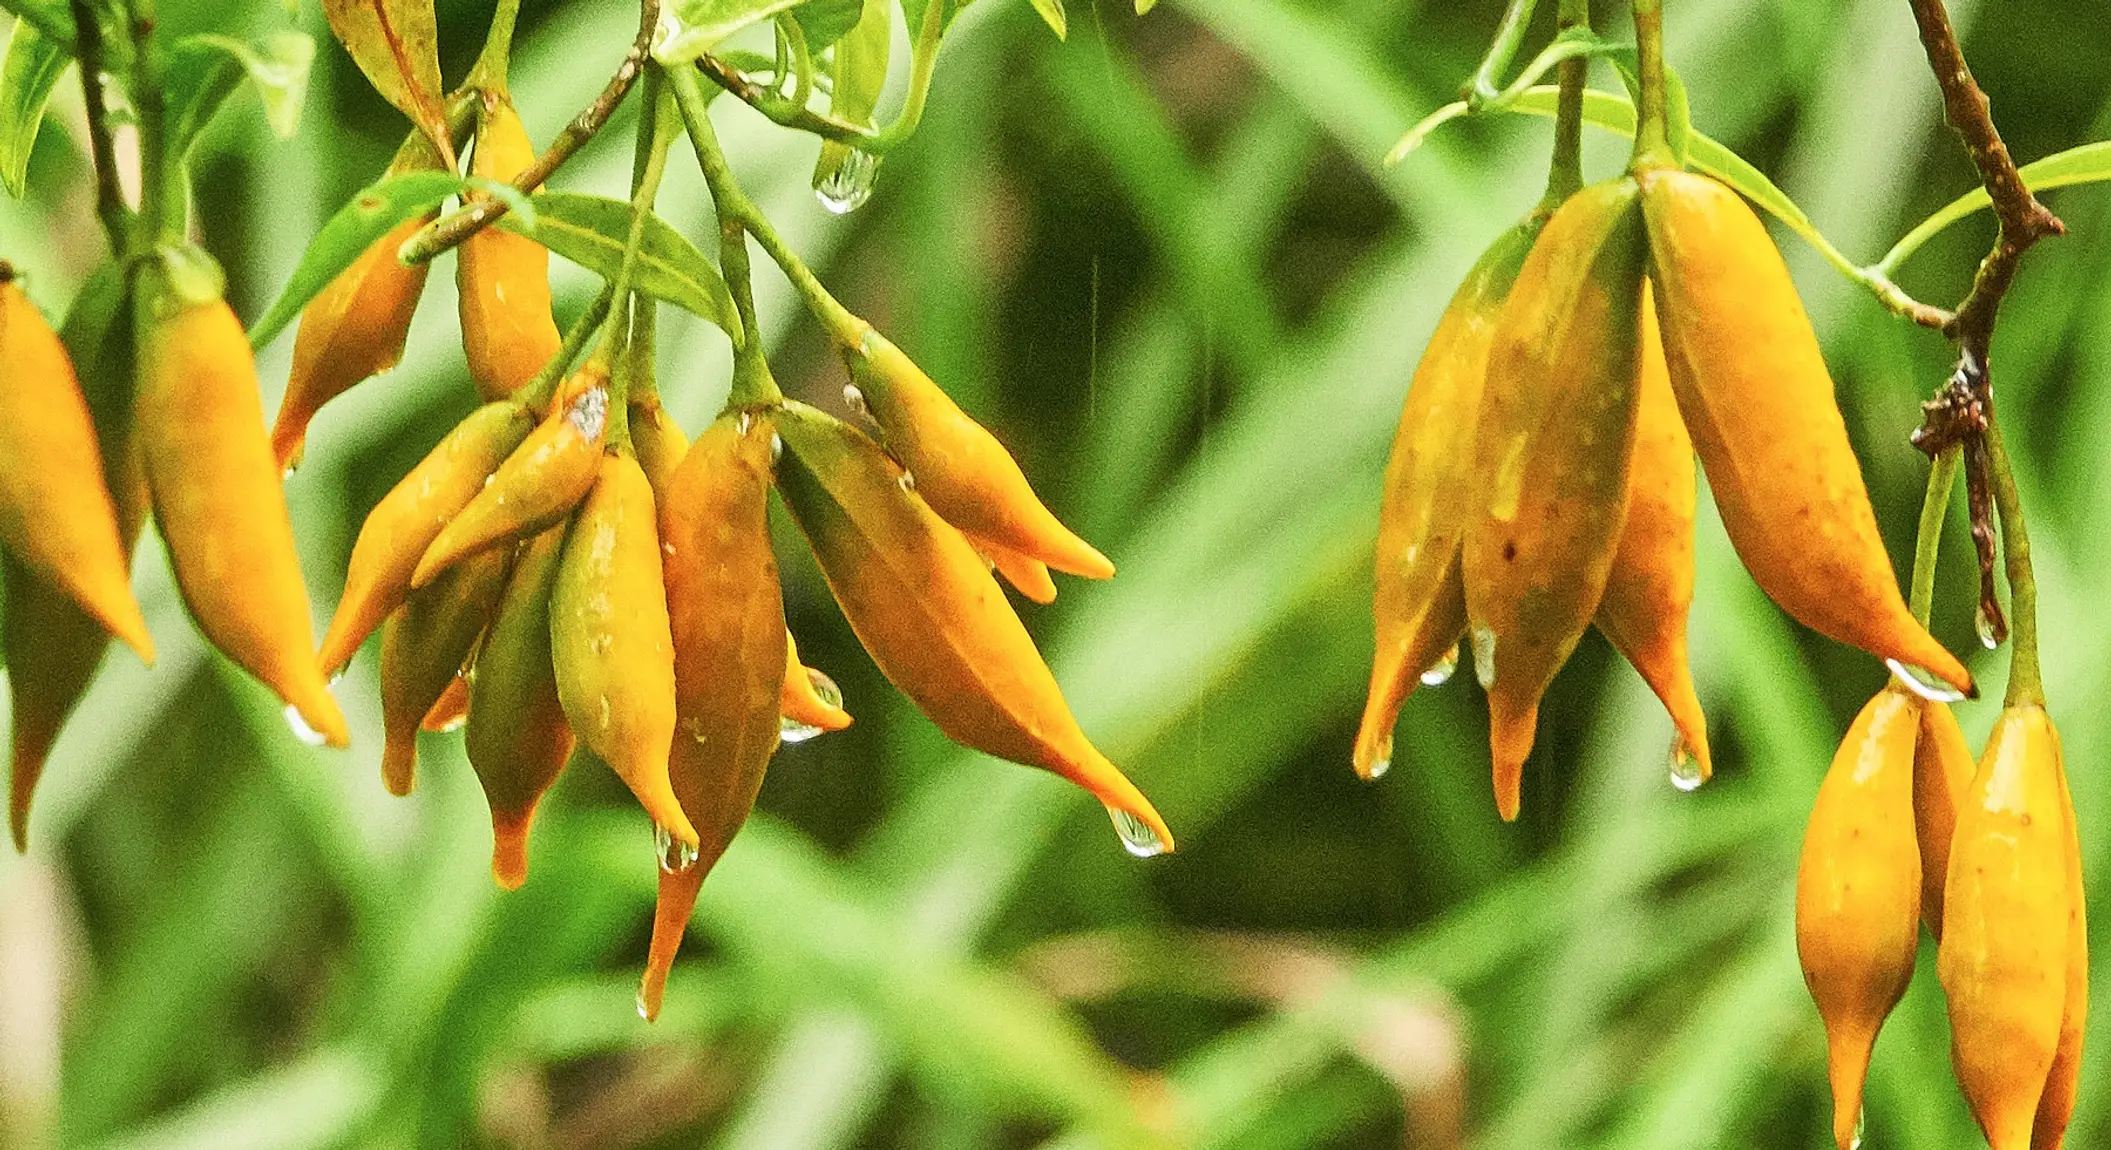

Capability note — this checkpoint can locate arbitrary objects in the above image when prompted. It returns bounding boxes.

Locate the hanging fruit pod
[377,547,511,795]
[1912,701,1975,938]
[134,249,348,747]
[457,92,562,401]
[1637,168,1971,697]
[781,631,853,735]
[1462,178,1648,821]
[773,401,1172,855]
[1355,217,1539,781]
[2032,743,2087,1150]
[1795,687,1922,1150]
[640,410,784,1021]
[465,525,575,890]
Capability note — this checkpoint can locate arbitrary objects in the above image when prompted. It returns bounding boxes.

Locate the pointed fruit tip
[381,738,417,796]
[490,808,535,890]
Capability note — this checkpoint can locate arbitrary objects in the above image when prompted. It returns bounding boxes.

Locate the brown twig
[70,0,130,245]
[399,0,662,264]
[1911,362,2003,643]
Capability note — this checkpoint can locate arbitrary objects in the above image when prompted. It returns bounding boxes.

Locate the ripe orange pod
[457,95,562,401]
[641,411,784,1021]
[6,262,145,850]
[1593,282,1709,784]
[271,214,433,471]
[0,272,153,661]
[973,535,1058,604]
[549,451,697,847]
[464,525,575,890]
[843,327,1114,581]
[316,399,536,676]
[2032,751,2087,1150]
[377,547,511,795]
[773,402,1173,854]
[1795,687,1922,1150]
[782,631,852,734]
[414,361,610,588]
[1355,219,1537,781]
[1939,704,2069,1150]
[421,671,470,733]
[1638,168,1971,698]
[1463,179,1647,821]
[1913,701,1975,938]
[135,257,348,747]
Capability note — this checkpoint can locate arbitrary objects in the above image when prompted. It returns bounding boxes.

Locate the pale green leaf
[654,0,815,65]
[0,16,68,197]
[0,0,72,47]
[1882,140,2111,274]
[166,32,314,156]
[790,0,865,52]
[499,190,742,342]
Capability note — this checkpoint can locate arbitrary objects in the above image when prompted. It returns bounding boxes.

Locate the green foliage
[0,16,66,196]
[500,190,741,338]
[4,1,2111,1148]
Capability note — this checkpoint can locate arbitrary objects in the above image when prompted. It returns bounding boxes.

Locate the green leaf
[790,0,865,52]
[1882,140,2111,275]
[0,0,72,47]
[900,0,968,45]
[319,0,442,126]
[0,16,68,197]
[165,33,314,157]
[1025,0,1066,39]
[247,170,496,349]
[654,0,818,65]
[498,190,742,341]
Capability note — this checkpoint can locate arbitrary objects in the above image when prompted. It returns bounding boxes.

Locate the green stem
[1540,0,1590,207]
[1984,420,2041,707]
[778,15,815,110]
[598,71,679,448]
[523,289,615,411]
[1468,0,1540,107]
[1908,446,1960,627]
[867,0,943,150]
[669,66,784,406]
[1627,0,1672,169]
[464,0,523,92]
[129,0,174,242]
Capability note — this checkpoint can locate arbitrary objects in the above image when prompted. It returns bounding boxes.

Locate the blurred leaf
[246,171,530,348]
[656,0,849,65]
[1026,0,1065,39]
[790,0,865,51]
[0,15,67,197]
[166,32,313,157]
[0,0,71,48]
[1883,139,2111,274]
[93,1047,383,1150]
[900,0,966,48]
[499,190,741,340]
[319,0,441,127]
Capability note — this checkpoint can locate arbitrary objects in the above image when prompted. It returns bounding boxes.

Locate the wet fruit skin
[2031,745,2087,1150]
[1639,167,1970,697]
[1796,687,1922,1150]
[135,288,348,748]
[773,401,1172,850]
[1939,704,2068,1150]
[1354,218,1537,782]
[457,96,562,401]
[1913,701,1975,939]
[1462,178,1647,821]
[1592,282,1709,782]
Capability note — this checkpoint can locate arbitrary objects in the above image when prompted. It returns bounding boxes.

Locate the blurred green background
[5,0,2111,1145]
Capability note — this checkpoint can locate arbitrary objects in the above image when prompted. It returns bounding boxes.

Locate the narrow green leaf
[789,0,865,52]
[166,32,314,158]
[498,190,742,341]
[1135,0,1156,13]
[1882,140,2111,275]
[0,0,72,47]
[0,16,68,197]
[246,170,476,349]
[1026,0,1066,39]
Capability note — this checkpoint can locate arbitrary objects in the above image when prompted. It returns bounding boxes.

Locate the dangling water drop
[1419,643,1460,687]
[1849,1106,1865,1150]
[778,668,842,744]
[779,715,824,743]
[636,989,652,1021]
[897,470,916,493]
[815,148,880,214]
[770,434,784,463]
[1668,734,1705,792]
[1108,806,1168,858]
[843,384,868,416]
[1365,734,1393,780]
[653,823,699,874]
[736,410,753,435]
[1469,624,1498,689]
[1974,605,2000,650]
[1886,658,1966,703]
[285,705,329,747]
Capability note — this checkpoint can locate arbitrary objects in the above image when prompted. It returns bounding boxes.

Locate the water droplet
[1108,807,1168,858]
[653,823,699,874]
[779,716,824,744]
[736,410,753,435]
[1974,605,2000,650]
[897,470,915,493]
[282,464,297,481]
[805,667,842,709]
[1850,1106,1865,1150]
[1469,624,1498,689]
[1419,643,1459,687]
[1365,734,1393,780]
[285,705,328,746]
[1887,658,1966,703]
[815,148,879,214]
[568,387,609,439]
[636,989,652,1020]
[843,385,868,417]
[1668,734,1705,792]
[770,434,784,463]
[779,668,840,744]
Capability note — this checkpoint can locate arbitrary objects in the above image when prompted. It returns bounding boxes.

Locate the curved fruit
[1913,701,1975,938]
[457,95,562,400]
[271,215,432,470]
[464,526,574,889]
[377,547,510,795]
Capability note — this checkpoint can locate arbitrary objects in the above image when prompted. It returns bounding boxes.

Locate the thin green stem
[669,66,784,406]
[1468,0,1539,107]
[1541,0,1589,207]
[129,0,174,242]
[464,0,523,92]
[868,0,942,150]
[778,15,815,110]
[1984,420,2040,707]
[1908,446,1960,628]
[599,73,679,449]
[1627,0,1671,169]
[523,289,615,411]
